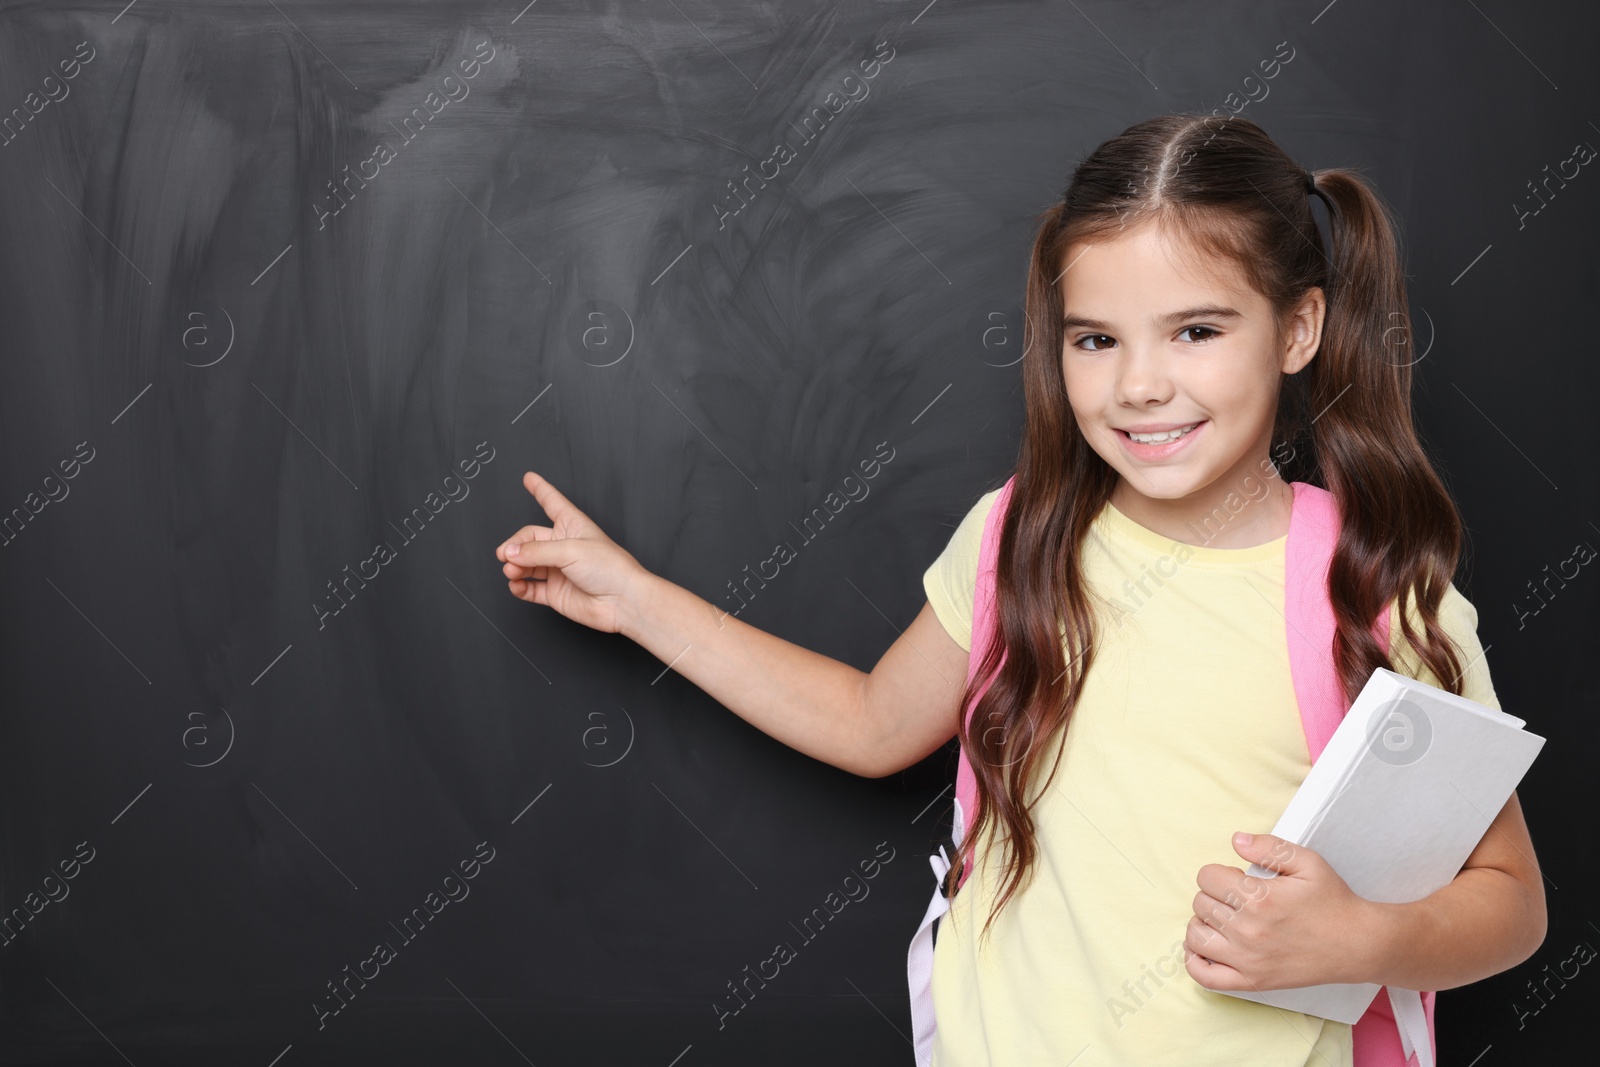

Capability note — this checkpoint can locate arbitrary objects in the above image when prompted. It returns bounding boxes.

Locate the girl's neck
[1109,473,1295,550]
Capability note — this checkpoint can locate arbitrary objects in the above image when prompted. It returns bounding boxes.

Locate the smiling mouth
[1119,422,1202,445]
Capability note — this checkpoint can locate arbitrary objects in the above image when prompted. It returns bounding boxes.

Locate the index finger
[521,470,588,527]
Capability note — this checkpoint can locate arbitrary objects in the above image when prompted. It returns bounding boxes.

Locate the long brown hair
[952,113,1469,943]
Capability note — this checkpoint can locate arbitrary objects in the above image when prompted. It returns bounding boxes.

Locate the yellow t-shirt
[922,485,1501,1067]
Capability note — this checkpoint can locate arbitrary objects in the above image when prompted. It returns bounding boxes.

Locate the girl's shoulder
[942,483,1008,555]
[922,485,1008,653]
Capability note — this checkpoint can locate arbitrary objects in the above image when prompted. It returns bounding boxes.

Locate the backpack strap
[951,475,1018,885]
[907,476,1016,1067]
[1284,480,1393,757]
[1285,481,1435,1067]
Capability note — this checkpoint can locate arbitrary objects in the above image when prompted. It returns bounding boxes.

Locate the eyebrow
[1060,304,1244,332]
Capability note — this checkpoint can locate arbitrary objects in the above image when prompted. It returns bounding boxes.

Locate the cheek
[1059,358,1095,404]
[1062,367,1117,433]
[1191,362,1269,416]
[1056,372,1089,426]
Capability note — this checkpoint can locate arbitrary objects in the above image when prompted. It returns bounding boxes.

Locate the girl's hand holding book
[1184,831,1383,993]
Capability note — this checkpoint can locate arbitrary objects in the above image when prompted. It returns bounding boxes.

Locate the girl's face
[1058,220,1323,533]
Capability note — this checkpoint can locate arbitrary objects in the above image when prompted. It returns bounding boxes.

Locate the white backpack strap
[908,844,952,1067]
[1387,986,1432,1067]
[907,796,966,1067]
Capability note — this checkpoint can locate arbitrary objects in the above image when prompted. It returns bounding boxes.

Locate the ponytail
[1290,168,1468,702]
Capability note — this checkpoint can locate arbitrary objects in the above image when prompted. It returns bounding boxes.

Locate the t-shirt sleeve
[922,488,1002,653]
[1389,580,1501,711]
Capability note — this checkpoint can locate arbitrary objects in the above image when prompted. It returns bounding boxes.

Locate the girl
[494,113,1546,1066]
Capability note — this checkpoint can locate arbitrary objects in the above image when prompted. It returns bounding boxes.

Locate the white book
[1219,668,1546,1023]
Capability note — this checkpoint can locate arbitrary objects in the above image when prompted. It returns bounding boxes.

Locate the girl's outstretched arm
[496,471,970,779]
[620,574,970,778]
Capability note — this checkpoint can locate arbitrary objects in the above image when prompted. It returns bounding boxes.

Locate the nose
[1113,343,1175,408]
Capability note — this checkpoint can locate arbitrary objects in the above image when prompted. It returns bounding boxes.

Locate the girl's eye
[1070,327,1217,352]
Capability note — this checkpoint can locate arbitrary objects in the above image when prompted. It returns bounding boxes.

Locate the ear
[1280,286,1325,375]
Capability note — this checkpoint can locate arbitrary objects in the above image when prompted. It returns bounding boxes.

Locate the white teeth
[1127,423,1199,444]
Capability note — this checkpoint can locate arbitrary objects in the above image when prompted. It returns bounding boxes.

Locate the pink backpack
[906,476,1437,1067]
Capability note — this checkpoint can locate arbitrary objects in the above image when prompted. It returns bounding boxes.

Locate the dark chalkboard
[1,1,1594,1063]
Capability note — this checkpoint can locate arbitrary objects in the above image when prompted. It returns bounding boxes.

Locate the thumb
[1232,831,1303,875]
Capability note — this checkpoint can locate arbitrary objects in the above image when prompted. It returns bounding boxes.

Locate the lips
[1123,422,1201,444]
[1116,419,1206,459]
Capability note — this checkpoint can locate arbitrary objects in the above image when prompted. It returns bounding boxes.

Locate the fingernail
[1234,832,1252,847]
[505,543,519,557]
